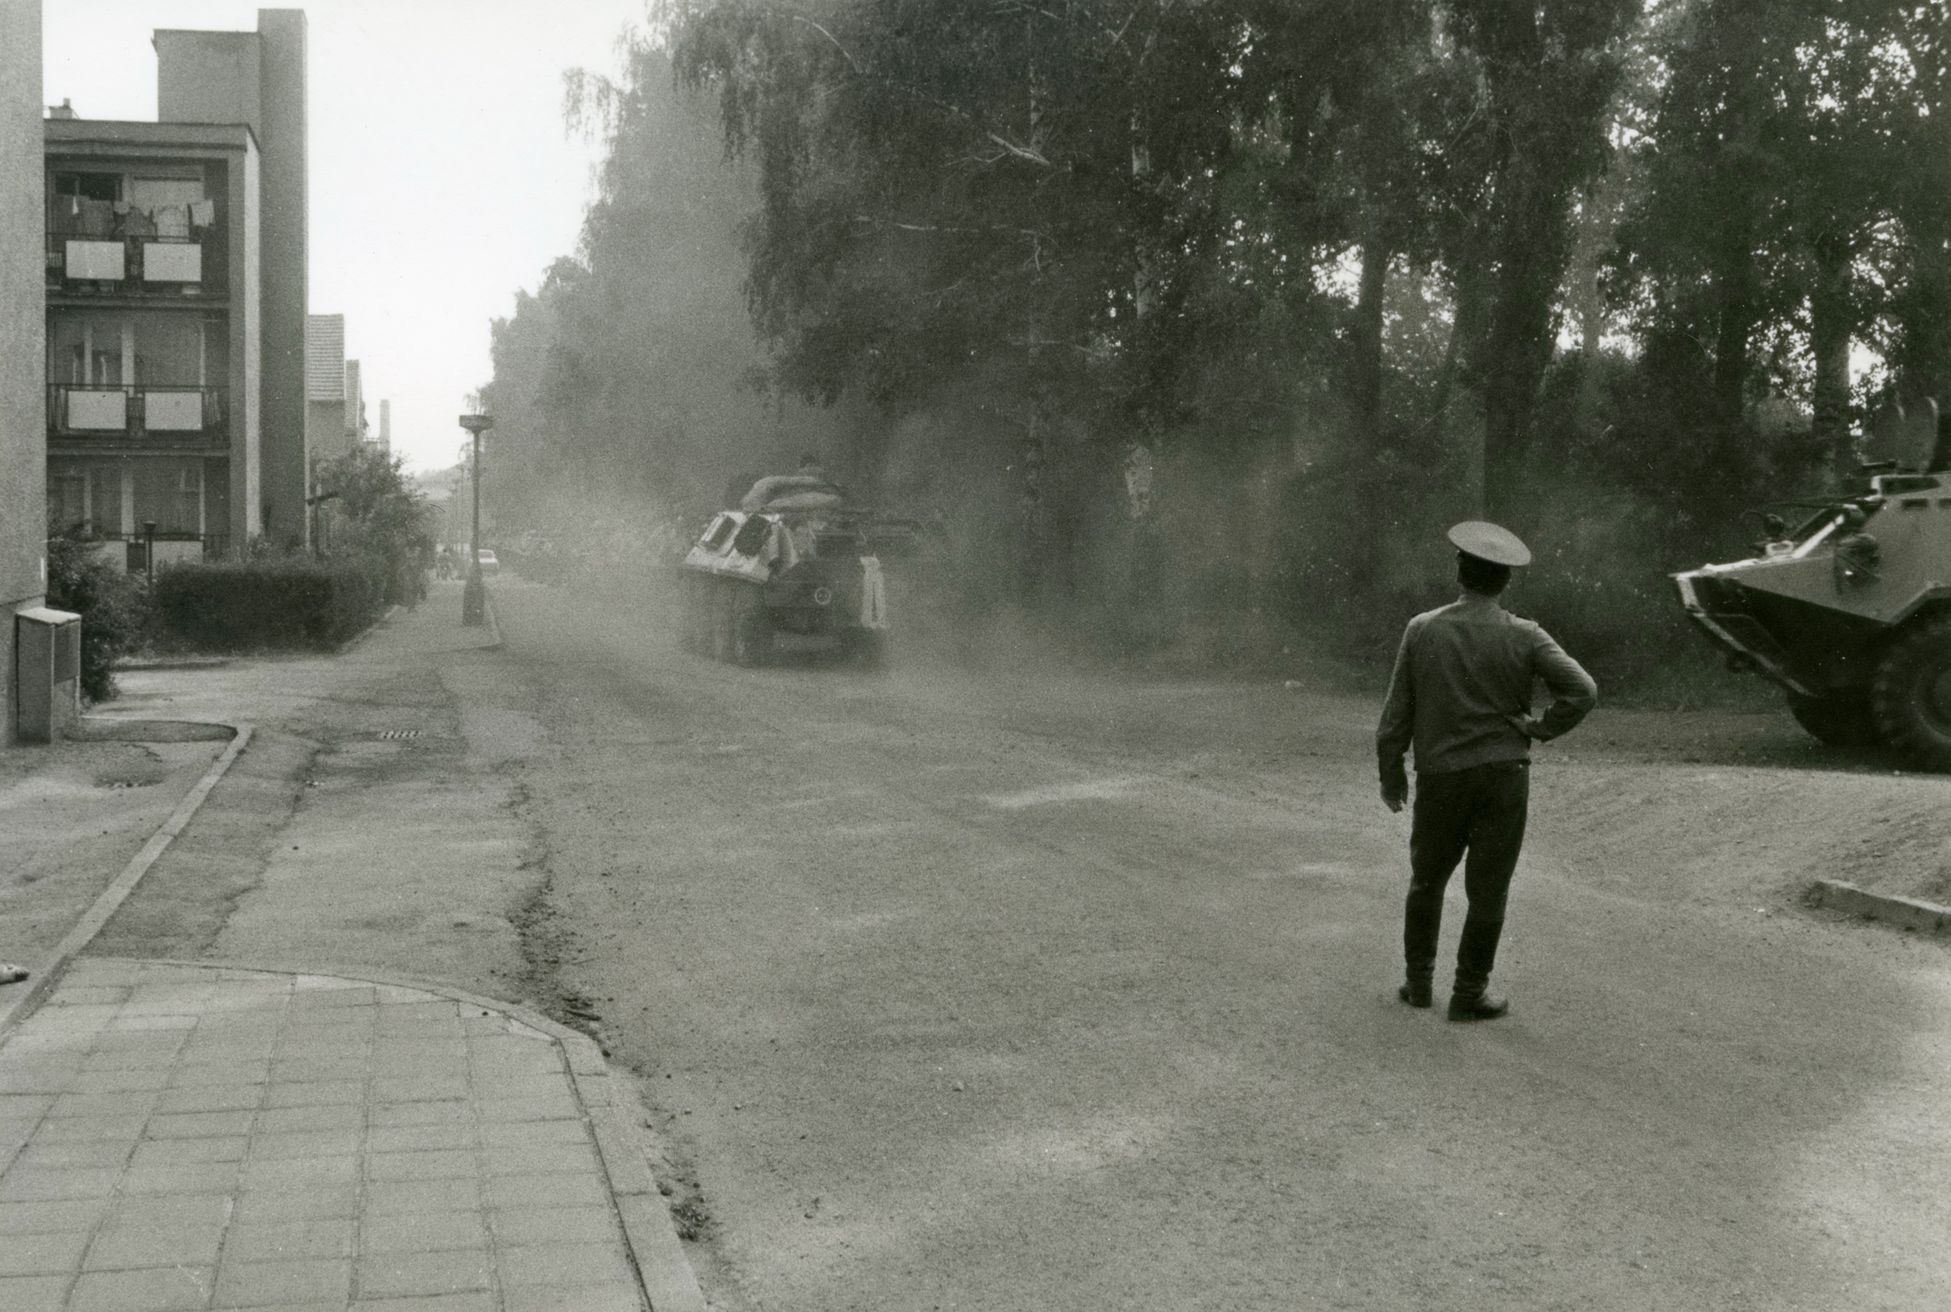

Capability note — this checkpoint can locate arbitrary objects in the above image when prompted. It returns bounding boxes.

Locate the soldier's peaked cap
[1447,520,1532,568]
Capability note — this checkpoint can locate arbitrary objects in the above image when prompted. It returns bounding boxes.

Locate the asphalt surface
[484,577,1951,1312]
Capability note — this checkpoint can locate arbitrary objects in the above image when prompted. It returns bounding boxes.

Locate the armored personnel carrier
[678,473,915,667]
[1674,401,1951,768]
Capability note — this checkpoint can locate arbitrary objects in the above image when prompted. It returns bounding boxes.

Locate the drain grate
[375,729,422,741]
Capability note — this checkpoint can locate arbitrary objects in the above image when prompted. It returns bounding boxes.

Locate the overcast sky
[44,0,650,472]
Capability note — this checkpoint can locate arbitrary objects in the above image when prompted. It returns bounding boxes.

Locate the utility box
[16,606,82,744]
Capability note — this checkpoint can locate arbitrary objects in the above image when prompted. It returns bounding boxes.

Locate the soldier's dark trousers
[1403,760,1529,997]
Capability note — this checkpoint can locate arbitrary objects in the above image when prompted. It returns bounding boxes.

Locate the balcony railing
[45,233,226,298]
[48,531,232,570]
[47,384,228,442]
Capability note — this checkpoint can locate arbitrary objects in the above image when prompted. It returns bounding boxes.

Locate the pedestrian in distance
[1376,521,1598,1021]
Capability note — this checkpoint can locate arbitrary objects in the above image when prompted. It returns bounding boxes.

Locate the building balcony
[115,531,232,570]
[45,232,226,299]
[55,532,233,573]
[48,383,228,445]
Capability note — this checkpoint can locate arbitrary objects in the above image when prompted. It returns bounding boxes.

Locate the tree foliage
[483,0,1951,678]
[482,43,862,543]
[45,532,149,702]
[315,445,434,607]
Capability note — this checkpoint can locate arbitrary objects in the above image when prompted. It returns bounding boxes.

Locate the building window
[90,466,123,535]
[133,461,201,535]
[52,171,121,202]
[50,172,122,242]
[48,462,124,536]
[127,177,203,211]
[178,466,201,530]
[50,472,87,532]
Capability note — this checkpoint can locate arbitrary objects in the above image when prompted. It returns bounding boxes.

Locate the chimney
[47,98,76,119]
[379,399,390,448]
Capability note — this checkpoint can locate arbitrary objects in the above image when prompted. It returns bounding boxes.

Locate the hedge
[154,557,385,651]
[45,534,152,701]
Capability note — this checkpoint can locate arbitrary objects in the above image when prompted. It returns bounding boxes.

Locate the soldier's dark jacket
[1376,593,1598,789]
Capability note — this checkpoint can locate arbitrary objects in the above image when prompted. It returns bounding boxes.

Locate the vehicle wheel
[681,578,705,655]
[731,601,771,667]
[849,630,889,671]
[691,578,715,656]
[679,578,700,654]
[1785,691,1881,748]
[711,587,737,663]
[1869,617,1951,771]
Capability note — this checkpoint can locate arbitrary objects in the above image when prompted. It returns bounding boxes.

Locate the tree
[315,445,433,606]
[1615,0,1935,484]
[485,42,845,537]
[1882,1,1951,404]
[486,0,1951,676]
[1446,0,1637,525]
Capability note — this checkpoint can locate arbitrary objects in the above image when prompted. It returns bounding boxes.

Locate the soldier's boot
[1447,992,1508,1022]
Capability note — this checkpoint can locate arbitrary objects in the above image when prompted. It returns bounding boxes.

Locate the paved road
[482,578,1950,1311]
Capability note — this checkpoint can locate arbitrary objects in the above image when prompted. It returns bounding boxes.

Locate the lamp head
[458,413,494,436]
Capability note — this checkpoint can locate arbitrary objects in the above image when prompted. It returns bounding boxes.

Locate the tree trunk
[1907,233,1951,405]
[1809,232,1853,478]
[1579,263,1602,360]
[1351,229,1390,591]
[1710,213,1758,428]
[1479,152,1568,532]
[1898,37,1951,407]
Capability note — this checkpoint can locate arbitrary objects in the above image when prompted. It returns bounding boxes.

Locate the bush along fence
[154,557,386,652]
[46,533,152,702]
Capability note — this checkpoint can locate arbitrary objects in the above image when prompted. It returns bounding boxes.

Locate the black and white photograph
[2,1,1949,1308]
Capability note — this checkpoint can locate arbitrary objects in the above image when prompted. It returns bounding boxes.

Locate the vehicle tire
[731,599,771,667]
[849,630,889,671]
[711,586,737,663]
[1785,691,1881,748]
[1869,617,1951,771]
[691,577,715,657]
[679,578,700,654]
[683,577,707,656]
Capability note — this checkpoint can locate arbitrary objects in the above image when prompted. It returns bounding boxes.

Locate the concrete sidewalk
[0,587,704,1311]
[0,959,680,1312]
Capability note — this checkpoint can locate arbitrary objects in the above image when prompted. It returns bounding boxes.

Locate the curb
[117,656,235,672]
[1808,878,1951,936]
[0,721,252,1038]
[337,603,406,656]
[91,955,707,1312]
[66,717,235,743]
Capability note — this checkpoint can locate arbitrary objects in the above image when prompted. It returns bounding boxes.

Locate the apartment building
[305,311,349,465]
[3,0,48,744]
[43,10,308,565]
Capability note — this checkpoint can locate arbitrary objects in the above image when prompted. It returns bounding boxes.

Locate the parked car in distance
[477,548,499,576]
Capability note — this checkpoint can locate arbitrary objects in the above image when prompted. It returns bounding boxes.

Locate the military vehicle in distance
[1674,400,1951,769]
[678,473,915,667]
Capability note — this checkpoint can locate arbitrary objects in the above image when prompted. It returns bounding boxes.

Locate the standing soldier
[1376,522,1598,1021]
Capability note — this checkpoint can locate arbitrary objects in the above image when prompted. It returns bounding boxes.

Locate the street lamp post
[458,412,494,626]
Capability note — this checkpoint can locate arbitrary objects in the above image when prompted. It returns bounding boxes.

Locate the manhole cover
[375,729,422,741]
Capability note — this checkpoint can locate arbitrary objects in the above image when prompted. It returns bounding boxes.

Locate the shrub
[316,446,434,606]
[44,533,153,702]
[153,556,384,652]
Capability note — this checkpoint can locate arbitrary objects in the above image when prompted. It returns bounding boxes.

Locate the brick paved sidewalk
[0,960,649,1312]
